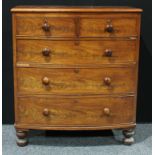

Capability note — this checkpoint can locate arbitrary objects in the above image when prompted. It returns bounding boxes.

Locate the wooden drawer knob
[43,108,49,116]
[42,77,50,85]
[104,77,111,86]
[104,108,110,116]
[105,24,114,33]
[104,49,112,57]
[42,21,50,31]
[42,48,51,57]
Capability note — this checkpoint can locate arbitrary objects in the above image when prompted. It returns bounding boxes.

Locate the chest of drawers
[11,6,142,146]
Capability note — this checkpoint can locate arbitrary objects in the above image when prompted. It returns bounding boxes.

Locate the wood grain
[16,96,135,126]
[16,17,75,37]
[16,15,138,37]
[16,39,137,65]
[11,6,142,141]
[17,67,136,95]
[80,17,137,37]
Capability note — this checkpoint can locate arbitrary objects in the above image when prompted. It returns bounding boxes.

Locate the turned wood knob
[42,21,50,31]
[104,49,112,57]
[42,77,50,85]
[105,24,114,33]
[42,48,51,57]
[104,77,111,86]
[43,108,49,116]
[104,108,110,116]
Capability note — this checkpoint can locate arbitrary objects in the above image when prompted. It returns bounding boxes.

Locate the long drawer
[16,15,138,37]
[16,96,135,126]
[17,39,137,65]
[17,67,136,95]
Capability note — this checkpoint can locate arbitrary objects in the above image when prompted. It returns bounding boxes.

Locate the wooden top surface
[11,6,143,13]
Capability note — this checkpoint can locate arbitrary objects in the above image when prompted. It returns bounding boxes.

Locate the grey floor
[3,124,151,155]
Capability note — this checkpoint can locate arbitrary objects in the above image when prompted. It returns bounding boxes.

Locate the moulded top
[11,6,143,13]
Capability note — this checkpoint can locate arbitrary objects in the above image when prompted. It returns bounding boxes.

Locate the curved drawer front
[17,39,137,64]
[16,15,138,37]
[17,67,136,95]
[17,96,135,126]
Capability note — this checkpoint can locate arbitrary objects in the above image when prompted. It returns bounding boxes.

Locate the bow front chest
[11,6,142,146]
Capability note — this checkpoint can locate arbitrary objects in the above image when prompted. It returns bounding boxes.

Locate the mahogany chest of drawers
[11,6,142,146]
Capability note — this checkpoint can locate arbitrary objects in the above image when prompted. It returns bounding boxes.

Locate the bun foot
[123,137,134,145]
[16,138,28,147]
[16,130,28,147]
[122,128,135,145]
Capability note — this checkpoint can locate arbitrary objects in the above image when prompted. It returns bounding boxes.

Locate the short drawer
[17,67,136,95]
[80,17,138,37]
[17,39,137,64]
[16,17,75,37]
[16,96,135,126]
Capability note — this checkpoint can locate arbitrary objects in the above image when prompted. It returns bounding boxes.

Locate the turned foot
[122,128,135,145]
[16,130,28,147]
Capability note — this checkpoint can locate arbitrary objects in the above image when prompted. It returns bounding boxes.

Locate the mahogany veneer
[11,6,142,146]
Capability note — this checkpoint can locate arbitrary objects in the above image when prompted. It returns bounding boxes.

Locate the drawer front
[80,17,137,37]
[17,96,135,126]
[17,39,137,64]
[17,67,136,95]
[16,17,75,37]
